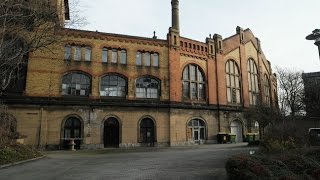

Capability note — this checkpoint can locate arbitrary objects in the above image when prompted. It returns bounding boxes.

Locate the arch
[61,71,91,96]
[100,73,127,97]
[225,59,242,104]
[182,64,206,100]
[186,118,207,144]
[138,116,156,146]
[135,76,160,99]
[247,58,259,105]
[230,119,243,143]
[61,115,83,149]
[103,117,120,147]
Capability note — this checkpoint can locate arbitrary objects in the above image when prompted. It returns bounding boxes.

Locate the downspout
[37,107,43,149]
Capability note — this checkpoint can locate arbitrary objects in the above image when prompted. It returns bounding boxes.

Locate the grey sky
[77,0,320,72]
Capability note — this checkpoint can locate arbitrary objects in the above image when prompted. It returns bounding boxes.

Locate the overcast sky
[76,0,320,73]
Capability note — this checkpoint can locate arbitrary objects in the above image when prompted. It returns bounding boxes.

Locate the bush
[225,155,272,180]
[260,122,308,153]
[0,103,19,146]
[0,144,42,165]
[226,148,320,180]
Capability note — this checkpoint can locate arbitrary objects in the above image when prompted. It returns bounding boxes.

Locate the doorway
[139,118,155,146]
[230,120,243,142]
[187,119,206,144]
[63,117,82,149]
[104,118,120,147]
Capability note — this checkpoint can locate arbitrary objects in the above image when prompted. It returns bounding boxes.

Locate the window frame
[61,72,91,97]
[136,51,142,66]
[74,46,81,61]
[226,60,242,104]
[100,74,127,98]
[247,59,259,105]
[182,64,206,101]
[64,45,72,60]
[84,46,91,62]
[102,48,108,63]
[120,50,127,64]
[111,49,118,63]
[135,77,160,99]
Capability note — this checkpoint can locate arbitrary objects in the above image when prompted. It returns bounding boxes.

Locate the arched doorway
[63,117,82,149]
[187,119,206,144]
[139,118,155,146]
[104,118,120,147]
[230,120,243,143]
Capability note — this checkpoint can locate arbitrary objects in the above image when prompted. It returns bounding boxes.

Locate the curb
[0,156,45,169]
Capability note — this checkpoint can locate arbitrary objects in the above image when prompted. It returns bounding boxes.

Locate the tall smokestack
[171,0,179,31]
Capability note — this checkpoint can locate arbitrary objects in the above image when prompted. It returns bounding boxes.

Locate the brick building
[3,0,277,149]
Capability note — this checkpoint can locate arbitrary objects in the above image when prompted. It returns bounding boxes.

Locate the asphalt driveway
[0,143,254,180]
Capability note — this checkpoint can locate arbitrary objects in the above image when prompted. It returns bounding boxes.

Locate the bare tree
[64,0,88,29]
[0,0,87,93]
[244,100,280,139]
[276,67,305,119]
[0,0,86,146]
[0,0,60,92]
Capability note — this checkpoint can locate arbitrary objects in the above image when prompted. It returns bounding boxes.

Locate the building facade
[303,72,320,124]
[3,0,278,149]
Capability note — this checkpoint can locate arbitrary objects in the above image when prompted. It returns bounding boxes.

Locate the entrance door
[231,120,243,142]
[104,118,120,147]
[140,118,155,146]
[193,129,200,144]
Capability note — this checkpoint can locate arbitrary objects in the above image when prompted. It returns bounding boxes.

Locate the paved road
[0,143,255,180]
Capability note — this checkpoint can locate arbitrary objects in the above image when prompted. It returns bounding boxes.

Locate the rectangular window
[136,52,142,65]
[144,52,151,66]
[153,53,159,67]
[102,48,108,63]
[232,88,237,103]
[236,89,241,103]
[183,82,189,98]
[190,66,196,81]
[85,47,91,61]
[120,50,127,64]
[191,83,197,99]
[226,76,230,86]
[136,88,145,98]
[227,88,231,102]
[111,49,117,63]
[74,46,81,61]
[199,84,205,99]
[64,45,71,60]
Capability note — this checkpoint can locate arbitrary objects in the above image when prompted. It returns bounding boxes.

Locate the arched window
[226,60,241,104]
[264,74,271,106]
[136,77,160,99]
[182,64,205,100]
[139,118,155,144]
[187,119,206,143]
[63,117,82,149]
[100,74,127,97]
[61,72,91,96]
[247,59,259,105]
